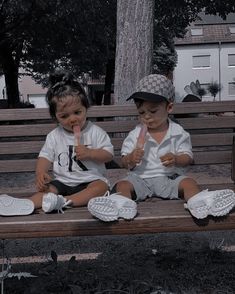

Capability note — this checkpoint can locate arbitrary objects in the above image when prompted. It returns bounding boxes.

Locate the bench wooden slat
[0,140,124,155]
[0,124,56,137]
[191,133,234,146]
[193,150,231,164]
[2,183,235,198]
[232,136,235,182]
[0,133,233,156]
[172,100,235,113]
[175,116,235,130]
[1,101,235,122]
[0,159,37,172]
[1,117,234,139]
[0,106,138,121]
[1,150,230,173]
[0,141,44,154]
[112,150,232,167]
[0,199,235,239]
[0,121,139,137]
[0,108,52,121]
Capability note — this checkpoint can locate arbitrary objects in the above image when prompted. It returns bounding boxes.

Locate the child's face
[136,100,173,130]
[55,96,87,132]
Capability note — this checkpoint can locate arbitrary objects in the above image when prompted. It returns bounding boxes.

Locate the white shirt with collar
[121,119,193,179]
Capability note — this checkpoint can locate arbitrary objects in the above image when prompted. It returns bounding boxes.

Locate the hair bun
[49,69,74,88]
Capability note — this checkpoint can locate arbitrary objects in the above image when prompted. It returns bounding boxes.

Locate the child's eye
[60,114,68,119]
[138,111,145,115]
[150,110,157,114]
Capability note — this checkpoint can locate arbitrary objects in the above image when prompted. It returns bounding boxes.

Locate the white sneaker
[184,189,235,219]
[88,191,137,222]
[42,193,72,213]
[0,194,34,216]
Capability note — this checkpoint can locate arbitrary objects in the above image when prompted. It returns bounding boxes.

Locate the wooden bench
[0,101,235,239]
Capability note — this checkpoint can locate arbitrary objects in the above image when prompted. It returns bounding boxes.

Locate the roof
[175,13,235,45]
[195,12,235,25]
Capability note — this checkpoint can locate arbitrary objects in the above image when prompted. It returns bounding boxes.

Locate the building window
[228,82,235,96]
[228,54,235,66]
[229,26,235,34]
[191,27,203,36]
[192,55,210,68]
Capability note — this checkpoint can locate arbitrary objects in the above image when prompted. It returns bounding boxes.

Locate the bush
[207,81,221,101]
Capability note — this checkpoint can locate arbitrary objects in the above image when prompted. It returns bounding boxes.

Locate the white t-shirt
[39,121,114,186]
[121,119,193,179]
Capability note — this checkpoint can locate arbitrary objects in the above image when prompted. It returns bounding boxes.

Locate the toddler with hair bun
[0,70,114,216]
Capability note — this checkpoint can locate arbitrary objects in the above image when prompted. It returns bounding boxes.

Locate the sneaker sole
[88,197,137,222]
[88,198,119,222]
[187,190,235,219]
[0,195,34,216]
[119,200,137,219]
[209,189,235,217]
[186,201,209,219]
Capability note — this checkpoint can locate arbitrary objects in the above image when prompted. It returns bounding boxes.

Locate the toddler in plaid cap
[127,73,175,103]
[88,74,235,222]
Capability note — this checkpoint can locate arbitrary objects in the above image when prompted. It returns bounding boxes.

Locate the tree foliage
[0,0,116,107]
[0,0,234,106]
[27,0,116,83]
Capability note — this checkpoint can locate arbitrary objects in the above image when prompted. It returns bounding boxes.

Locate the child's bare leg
[29,192,44,209]
[66,180,108,207]
[29,184,58,209]
[116,180,134,199]
[178,178,201,201]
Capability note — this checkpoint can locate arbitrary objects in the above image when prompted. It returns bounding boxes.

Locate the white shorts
[113,172,187,201]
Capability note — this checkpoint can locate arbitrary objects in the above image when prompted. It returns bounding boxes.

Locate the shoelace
[103,191,110,197]
[58,199,72,214]
[105,191,123,198]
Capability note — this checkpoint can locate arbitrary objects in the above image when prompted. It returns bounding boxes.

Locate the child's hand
[160,153,176,167]
[75,144,91,160]
[36,172,52,192]
[129,148,144,165]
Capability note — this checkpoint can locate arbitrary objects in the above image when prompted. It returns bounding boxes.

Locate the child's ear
[167,102,174,113]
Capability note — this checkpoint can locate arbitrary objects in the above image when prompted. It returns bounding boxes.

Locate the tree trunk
[2,47,20,108]
[114,0,154,104]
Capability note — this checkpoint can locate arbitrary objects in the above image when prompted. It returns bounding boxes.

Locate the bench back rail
[1,101,235,175]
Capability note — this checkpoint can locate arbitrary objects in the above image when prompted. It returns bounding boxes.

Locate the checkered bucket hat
[127,74,175,102]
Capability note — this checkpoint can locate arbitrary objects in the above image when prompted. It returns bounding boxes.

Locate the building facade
[174,13,235,102]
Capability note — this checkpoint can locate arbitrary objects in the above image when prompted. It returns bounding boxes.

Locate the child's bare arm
[35,157,52,191]
[75,144,113,163]
[160,152,193,167]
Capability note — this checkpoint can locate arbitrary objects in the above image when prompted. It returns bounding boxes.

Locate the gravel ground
[1,232,235,294]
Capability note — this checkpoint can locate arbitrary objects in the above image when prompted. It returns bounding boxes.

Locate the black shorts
[50,180,92,196]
